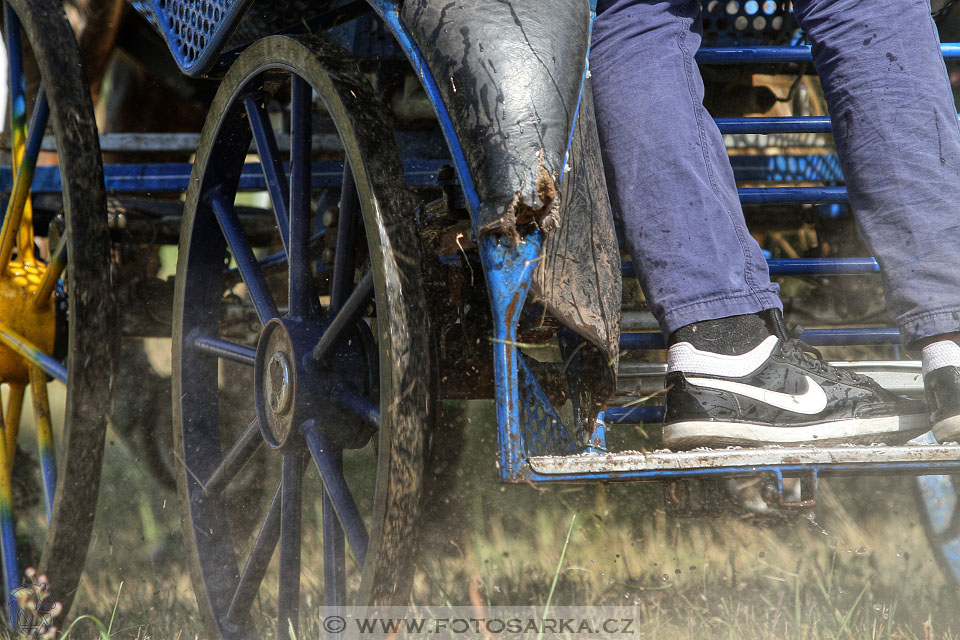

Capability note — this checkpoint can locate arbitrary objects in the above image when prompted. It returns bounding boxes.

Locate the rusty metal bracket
[767,468,818,508]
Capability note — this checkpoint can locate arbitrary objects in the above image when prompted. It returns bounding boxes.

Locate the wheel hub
[255,317,372,450]
[0,260,56,383]
[266,352,292,414]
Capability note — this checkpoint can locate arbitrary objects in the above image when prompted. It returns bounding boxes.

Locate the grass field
[26,397,952,639]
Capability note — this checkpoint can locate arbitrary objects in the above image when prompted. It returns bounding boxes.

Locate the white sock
[922,340,960,376]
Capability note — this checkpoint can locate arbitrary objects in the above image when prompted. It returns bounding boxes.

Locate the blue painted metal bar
[191,333,257,366]
[203,419,263,497]
[27,369,57,524]
[739,186,847,204]
[4,5,23,135]
[330,163,359,314]
[322,462,347,633]
[0,494,16,624]
[796,327,903,345]
[717,116,833,133]
[766,258,879,275]
[3,158,849,204]
[0,324,67,382]
[604,405,664,424]
[226,482,282,625]
[621,327,902,350]
[288,76,313,319]
[0,159,450,194]
[208,188,280,324]
[245,96,290,253]
[697,43,960,64]
[278,453,303,640]
[322,488,346,636]
[0,89,49,269]
[311,270,373,362]
[721,115,960,134]
[482,234,545,481]
[223,230,326,279]
[330,384,380,430]
[302,421,368,569]
[623,257,879,277]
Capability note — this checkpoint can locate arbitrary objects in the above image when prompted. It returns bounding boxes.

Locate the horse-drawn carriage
[0,0,959,636]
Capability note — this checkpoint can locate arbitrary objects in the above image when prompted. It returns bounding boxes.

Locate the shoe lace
[779,324,865,383]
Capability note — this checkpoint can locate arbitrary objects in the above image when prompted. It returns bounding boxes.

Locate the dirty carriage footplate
[527,443,960,482]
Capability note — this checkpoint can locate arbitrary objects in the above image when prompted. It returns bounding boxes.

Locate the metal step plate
[529,443,960,477]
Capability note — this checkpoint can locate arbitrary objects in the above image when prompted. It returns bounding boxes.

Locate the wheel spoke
[207,188,280,323]
[0,323,66,382]
[0,88,49,271]
[34,230,66,306]
[330,163,360,313]
[311,269,373,363]
[27,367,55,523]
[203,418,263,497]
[191,333,257,366]
[323,460,346,618]
[226,481,282,625]
[0,372,18,609]
[0,462,17,621]
[288,75,314,319]
[2,8,33,269]
[244,96,290,253]
[2,384,23,474]
[302,420,368,568]
[278,454,303,640]
[222,230,326,283]
[330,384,380,430]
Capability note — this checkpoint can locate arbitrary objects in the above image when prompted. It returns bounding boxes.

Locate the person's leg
[794,0,960,441]
[793,0,960,348]
[591,0,928,448]
[592,0,781,337]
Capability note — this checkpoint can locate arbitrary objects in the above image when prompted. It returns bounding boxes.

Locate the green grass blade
[60,614,110,639]
[537,512,577,640]
[834,579,871,640]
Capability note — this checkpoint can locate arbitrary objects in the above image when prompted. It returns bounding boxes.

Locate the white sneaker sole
[933,415,960,443]
[663,413,931,449]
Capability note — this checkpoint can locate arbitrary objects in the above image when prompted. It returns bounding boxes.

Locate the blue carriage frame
[8,0,960,485]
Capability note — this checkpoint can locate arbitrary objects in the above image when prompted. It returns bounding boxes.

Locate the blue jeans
[592,0,960,346]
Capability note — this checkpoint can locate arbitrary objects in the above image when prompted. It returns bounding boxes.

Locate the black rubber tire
[2,0,111,617]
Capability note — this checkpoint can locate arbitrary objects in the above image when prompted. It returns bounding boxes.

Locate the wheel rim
[173,35,432,639]
[0,0,109,622]
[915,431,960,586]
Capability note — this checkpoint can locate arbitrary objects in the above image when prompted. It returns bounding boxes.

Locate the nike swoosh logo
[685,375,829,415]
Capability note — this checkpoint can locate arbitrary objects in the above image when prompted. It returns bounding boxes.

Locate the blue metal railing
[697,44,960,63]
[622,257,880,278]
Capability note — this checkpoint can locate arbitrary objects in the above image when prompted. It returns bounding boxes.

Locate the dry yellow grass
[0,399,949,639]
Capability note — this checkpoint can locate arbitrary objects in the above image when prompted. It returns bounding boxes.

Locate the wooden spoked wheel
[173,35,433,638]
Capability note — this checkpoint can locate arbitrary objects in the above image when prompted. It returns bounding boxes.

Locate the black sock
[669,311,773,356]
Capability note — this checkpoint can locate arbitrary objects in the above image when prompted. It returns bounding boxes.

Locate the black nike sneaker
[921,339,960,443]
[662,315,929,449]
